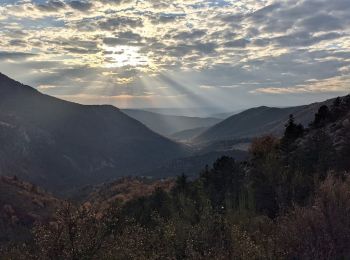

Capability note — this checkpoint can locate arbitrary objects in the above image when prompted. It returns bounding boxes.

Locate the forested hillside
[1,95,350,259]
[0,176,61,244]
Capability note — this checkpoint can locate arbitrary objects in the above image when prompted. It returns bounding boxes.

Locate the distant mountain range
[122,109,221,137]
[0,73,187,193]
[210,109,244,119]
[195,100,335,144]
[134,107,237,118]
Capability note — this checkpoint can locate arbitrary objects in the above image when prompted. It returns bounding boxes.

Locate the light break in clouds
[0,0,350,111]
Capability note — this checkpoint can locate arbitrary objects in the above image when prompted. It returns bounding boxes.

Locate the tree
[283,114,304,141]
[33,202,107,260]
[330,97,343,121]
[281,114,304,155]
[275,176,350,259]
[338,127,350,171]
[312,105,330,128]
[295,130,335,181]
[174,173,189,194]
[200,156,245,212]
[249,136,282,217]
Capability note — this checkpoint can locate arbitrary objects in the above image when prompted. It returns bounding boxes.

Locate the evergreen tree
[330,97,342,120]
[249,136,282,218]
[312,105,330,128]
[200,156,245,212]
[281,114,304,148]
[174,173,188,194]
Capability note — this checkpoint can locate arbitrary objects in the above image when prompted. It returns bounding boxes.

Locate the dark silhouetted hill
[0,73,187,193]
[195,100,335,144]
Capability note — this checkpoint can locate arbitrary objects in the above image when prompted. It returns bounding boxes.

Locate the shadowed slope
[195,99,335,143]
[0,73,187,193]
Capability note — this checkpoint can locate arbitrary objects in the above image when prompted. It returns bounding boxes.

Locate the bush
[275,175,350,259]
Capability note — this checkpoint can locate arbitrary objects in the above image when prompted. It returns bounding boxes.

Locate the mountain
[122,109,221,137]
[0,73,187,193]
[195,99,336,144]
[170,127,208,142]
[135,107,230,117]
[210,109,244,119]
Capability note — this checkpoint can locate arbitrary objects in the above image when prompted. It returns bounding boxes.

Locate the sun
[103,45,149,68]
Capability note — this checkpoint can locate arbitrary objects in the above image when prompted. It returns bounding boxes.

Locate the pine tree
[281,114,304,155]
[312,105,330,128]
[283,114,304,141]
[330,97,342,120]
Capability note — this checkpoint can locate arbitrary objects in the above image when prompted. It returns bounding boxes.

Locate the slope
[122,109,221,137]
[195,99,336,143]
[0,73,186,193]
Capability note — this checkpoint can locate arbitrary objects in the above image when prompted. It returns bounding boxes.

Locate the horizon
[1,0,350,111]
[0,70,346,117]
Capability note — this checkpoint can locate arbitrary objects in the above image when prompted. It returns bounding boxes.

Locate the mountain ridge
[194,98,337,144]
[122,108,221,137]
[0,73,187,194]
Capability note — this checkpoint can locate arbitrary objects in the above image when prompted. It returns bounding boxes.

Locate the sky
[0,0,349,112]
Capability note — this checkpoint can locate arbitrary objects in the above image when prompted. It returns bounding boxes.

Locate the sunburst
[103,45,148,68]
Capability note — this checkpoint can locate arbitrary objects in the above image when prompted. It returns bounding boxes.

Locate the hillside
[170,127,208,142]
[0,73,187,193]
[141,149,248,178]
[195,99,335,143]
[74,177,175,210]
[122,109,221,137]
[0,176,61,243]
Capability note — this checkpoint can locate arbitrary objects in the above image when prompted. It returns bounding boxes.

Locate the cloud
[9,39,27,47]
[37,84,58,90]
[251,76,350,94]
[103,31,143,46]
[68,1,92,11]
[273,31,344,47]
[63,47,99,54]
[98,17,143,30]
[165,42,217,57]
[173,29,207,40]
[224,39,250,48]
[299,14,343,32]
[0,51,37,60]
[0,0,350,109]
[200,85,242,90]
[199,85,214,89]
[36,1,65,12]
[151,14,182,24]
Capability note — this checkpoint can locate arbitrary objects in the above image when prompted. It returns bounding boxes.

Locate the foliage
[32,202,107,260]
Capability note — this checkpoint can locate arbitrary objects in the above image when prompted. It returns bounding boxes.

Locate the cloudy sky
[0,0,349,111]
